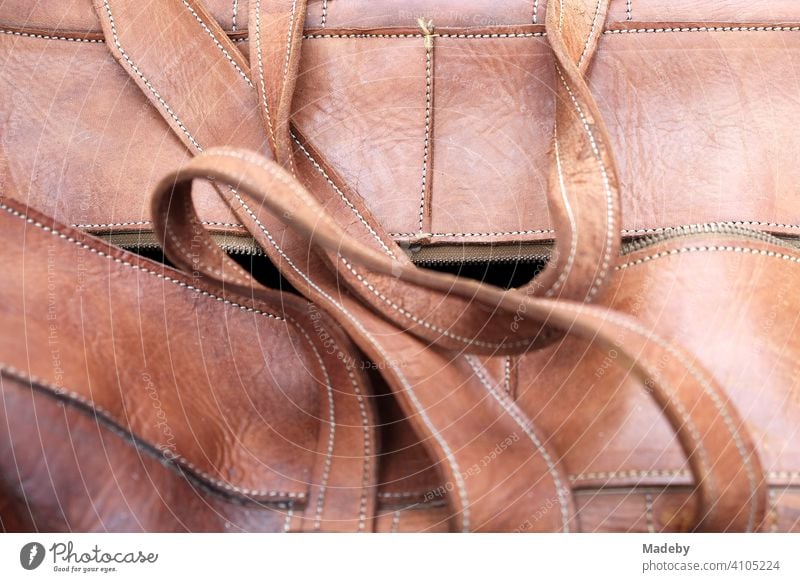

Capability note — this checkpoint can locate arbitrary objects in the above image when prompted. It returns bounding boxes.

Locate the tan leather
[1,0,799,533]
[3,1,800,244]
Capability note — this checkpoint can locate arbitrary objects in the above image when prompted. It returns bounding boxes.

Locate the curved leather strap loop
[251,0,622,321]
[151,147,768,532]
[98,0,582,533]
[525,0,620,302]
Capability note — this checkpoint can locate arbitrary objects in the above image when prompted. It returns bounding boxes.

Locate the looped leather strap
[249,0,622,352]
[96,0,768,531]
[152,147,767,532]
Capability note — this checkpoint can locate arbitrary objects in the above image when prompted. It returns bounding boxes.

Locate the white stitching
[292,133,397,257]
[467,356,572,532]
[179,0,254,89]
[617,245,800,270]
[577,0,603,69]
[418,22,434,233]
[6,26,800,45]
[532,0,540,25]
[283,502,294,532]
[231,0,239,32]
[390,229,555,237]
[283,0,300,83]
[390,221,800,239]
[0,363,303,499]
[545,116,578,297]
[321,0,329,28]
[290,321,336,532]
[605,26,800,34]
[254,0,278,150]
[214,148,535,350]
[0,29,103,42]
[73,220,244,228]
[390,509,402,532]
[343,362,372,531]
[504,356,513,396]
[570,469,800,482]
[207,148,471,531]
[645,492,655,532]
[554,63,615,301]
[555,302,759,532]
[303,32,547,39]
[0,202,283,321]
[626,0,633,22]
[101,0,203,151]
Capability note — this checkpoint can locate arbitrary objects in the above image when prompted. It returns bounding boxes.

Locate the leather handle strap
[250,0,622,338]
[152,147,768,532]
[96,0,584,533]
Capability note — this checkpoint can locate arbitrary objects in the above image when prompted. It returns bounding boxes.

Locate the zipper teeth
[99,232,265,256]
[102,222,799,263]
[621,222,793,253]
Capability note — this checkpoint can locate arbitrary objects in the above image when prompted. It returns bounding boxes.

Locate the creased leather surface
[2,0,800,241]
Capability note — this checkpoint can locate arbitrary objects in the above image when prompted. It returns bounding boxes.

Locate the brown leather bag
[1,0,799,532]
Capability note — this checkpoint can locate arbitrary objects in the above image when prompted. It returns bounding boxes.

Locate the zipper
[621,222,800,254]
[98,231,265,256]
[405,242,552,266]
[100,222,800,264]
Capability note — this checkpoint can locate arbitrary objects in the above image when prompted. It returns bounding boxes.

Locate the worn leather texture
[2,0,800,244]
[1,0,799,533]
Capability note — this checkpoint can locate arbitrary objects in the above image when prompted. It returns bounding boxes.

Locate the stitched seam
[179,0,254,89]
[571,469,800,481]
[339,256,531,349]
[291,133,397,258]
[0,202,283,322]
[288,318,336,531]
[169,196,250,285]
[255,0,278,150]
[231,0,238,32]
[555,64,615,301]
[390,509,402,533]
[545,117,578,297]
[283,502,294,532]
[504,356,512,396]
[605,26,800,34]
[303,32,547,39]
[208,148,471,530]
[73,220,244,228]
[617,245,800,270]
[419,37,433,232]
[557,302,759,532]
[577,0,603,69]
[390,221,800,238]
[101,0,203,151]
[344,362,371,531]
[467,356,571,531]
[532,0,540,25]
[390,229,555,237]
[213,152,537,349]
[0,29,103,43]
[7,27,800,45]
[645,492,655,532]
[626,0,633,21]
[768,489,779,532]
[321,0,328,27]
[0,363,302,499]
[378,491,430,499]
[283,0,300,83]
